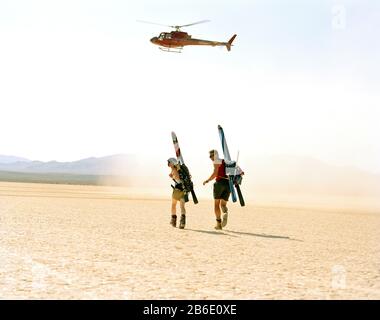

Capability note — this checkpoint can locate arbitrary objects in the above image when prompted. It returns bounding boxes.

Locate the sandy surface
[0,182,379,299]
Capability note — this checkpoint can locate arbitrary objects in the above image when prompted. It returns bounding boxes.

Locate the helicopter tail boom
[226,34,237,51]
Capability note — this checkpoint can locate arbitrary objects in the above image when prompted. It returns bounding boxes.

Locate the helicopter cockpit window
[165,33,172,39]
[158,33,165,40]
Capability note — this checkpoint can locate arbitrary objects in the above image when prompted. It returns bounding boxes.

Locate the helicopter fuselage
[150,31,233,50]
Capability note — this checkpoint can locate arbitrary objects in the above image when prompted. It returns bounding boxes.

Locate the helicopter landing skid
[159,46,183,53]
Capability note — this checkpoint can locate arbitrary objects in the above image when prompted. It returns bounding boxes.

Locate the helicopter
[138,20,237,53]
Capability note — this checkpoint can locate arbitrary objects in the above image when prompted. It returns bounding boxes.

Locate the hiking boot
[179,214,186,229]
[215,219,222,230]
[221,212,228,227]
[170,215,177,227]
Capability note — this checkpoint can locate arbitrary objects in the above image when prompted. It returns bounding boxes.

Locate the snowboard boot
[221,212,228,228]
[179,214,186,229]
[215,218,222,230]
[170,215,177,227]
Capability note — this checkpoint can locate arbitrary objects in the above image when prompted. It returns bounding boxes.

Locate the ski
[171,132,198,204]
[234,151,246,207]
[235,184,245,206]
[217,125,245,206]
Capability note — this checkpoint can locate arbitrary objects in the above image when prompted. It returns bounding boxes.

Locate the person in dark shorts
[167,158,186,229]
[203,150,230,230]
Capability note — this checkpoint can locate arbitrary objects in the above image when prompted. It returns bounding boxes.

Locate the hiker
[203,150,230,230]
[167,158,186,229]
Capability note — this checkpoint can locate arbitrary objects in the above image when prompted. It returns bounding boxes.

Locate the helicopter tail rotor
[226,34,237,51]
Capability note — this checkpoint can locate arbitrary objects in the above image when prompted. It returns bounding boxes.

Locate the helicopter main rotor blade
[136,20,171,27]
[173,20,210,29]
[137,19,211,30]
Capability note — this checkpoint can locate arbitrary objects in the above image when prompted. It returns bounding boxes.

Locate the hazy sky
[0,0,379,173]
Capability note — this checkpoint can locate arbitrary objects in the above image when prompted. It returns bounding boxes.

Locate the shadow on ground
[184,228,303,241]
[185,228,239,238]
[224,229,303,241]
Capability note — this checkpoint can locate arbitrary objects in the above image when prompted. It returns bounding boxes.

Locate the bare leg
[170,198,178,227]
[180,199,186,215]
[221,199,228,227]
[214,199,222,230]
[214,199,221,219]
[221,200,228,213]
[179,198,186,229]
[171,198,178,215]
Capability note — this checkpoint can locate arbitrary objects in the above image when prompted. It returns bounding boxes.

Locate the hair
[167,158,178,166]
[209,149,222,164]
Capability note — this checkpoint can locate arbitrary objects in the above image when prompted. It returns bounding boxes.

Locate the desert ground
[0,182,379,299]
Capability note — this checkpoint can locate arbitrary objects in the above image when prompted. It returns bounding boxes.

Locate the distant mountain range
[0,154,152,186]
[0,154,138,175]
[0,154,379,198]
[244,155,380,198]
[0,155,31,164]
